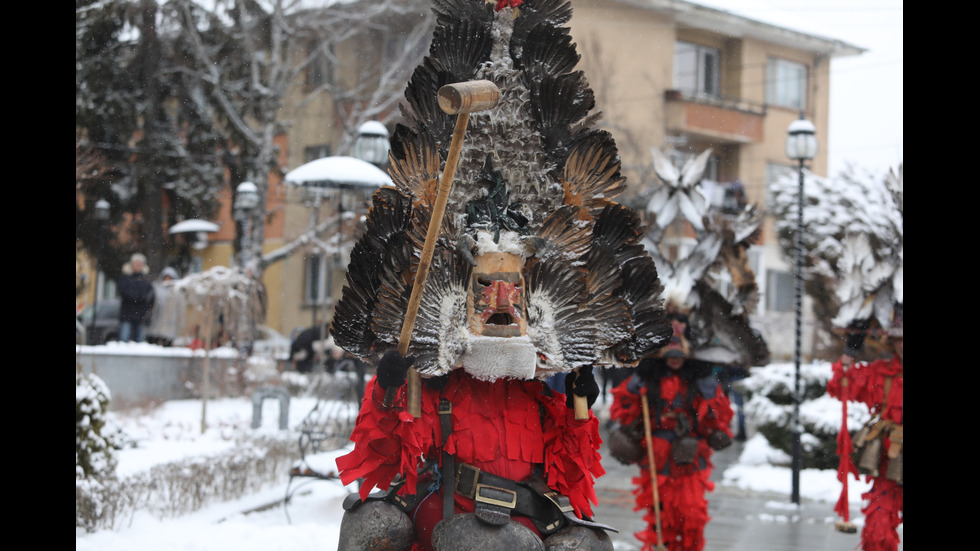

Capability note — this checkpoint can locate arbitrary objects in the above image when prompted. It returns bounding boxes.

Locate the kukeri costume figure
[331,1,672,550]
[827,309,903,551]
[608,331,733,551]
[827,164,902,549]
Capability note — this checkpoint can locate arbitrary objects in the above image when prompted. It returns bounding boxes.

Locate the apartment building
[565,0,864,359]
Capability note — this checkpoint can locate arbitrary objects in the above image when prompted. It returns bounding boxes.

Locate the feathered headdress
[331,0,671,379]
[643,146,769,366]
[833,163,903,334]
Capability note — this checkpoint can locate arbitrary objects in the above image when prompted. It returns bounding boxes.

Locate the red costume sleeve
[539,390,604,518]
[609,378,642,426]
[694,382,734,437]
[608,377,672,478]
[336,376,432,499]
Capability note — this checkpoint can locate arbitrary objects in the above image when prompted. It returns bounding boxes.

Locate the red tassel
[834,378,859,522]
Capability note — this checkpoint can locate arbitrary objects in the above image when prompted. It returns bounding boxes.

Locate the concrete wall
[76,345,239,410]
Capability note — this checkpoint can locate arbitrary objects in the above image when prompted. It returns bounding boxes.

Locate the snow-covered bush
[76,433,297,532]
[737,361,871,470]
[76,372,119,480]
[76,371,121,531]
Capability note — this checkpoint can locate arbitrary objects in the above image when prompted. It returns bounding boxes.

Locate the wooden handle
[572,367,589,420]
[641,393,668,551]
[573,394,589,420]
[382,81,500,416]
[380,114,468,414]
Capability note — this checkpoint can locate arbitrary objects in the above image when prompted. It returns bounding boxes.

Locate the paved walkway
[590,408,902,551]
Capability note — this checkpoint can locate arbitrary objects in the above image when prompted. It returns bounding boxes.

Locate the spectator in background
[289,321,332,374]
[712,360,750,441]
[118,253,155,342]
[148,267,184,346]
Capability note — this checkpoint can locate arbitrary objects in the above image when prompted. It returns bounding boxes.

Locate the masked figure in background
[827,308,903,551]
[607,332,734,551]
[330,2,672,549]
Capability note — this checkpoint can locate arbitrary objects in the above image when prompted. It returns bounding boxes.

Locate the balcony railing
[665,89,767,116]
[664,89,766,143]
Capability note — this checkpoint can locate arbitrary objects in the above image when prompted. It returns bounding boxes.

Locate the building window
[304,145,331,163]
[384,32,428,67]
[306,42,334,88]
[766,270,794,312]
[674,41,720,97]
[766,57,807,110]
[305,254,326,305]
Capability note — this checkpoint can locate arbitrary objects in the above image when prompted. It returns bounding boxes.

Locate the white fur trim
[461,335,537,381]
[474,230,526,256]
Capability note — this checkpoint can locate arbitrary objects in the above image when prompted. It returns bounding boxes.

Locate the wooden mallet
[382,79,501,417]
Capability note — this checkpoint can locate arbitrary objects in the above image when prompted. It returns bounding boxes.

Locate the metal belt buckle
[456,464,479,499]
[475,483,518,509]
[391,494,410,510]
[543,491,574,514]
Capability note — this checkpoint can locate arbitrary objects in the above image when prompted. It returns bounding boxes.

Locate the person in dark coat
[289,322,332,373]
[118,253,155,342]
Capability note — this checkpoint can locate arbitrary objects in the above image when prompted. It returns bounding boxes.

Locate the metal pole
[238,209,252,361]
[326,191,342,325]
[90,232,104,340]
[311,192,321,329]
[791,158,805,505]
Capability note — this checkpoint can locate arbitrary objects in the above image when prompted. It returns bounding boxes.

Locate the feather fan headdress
[331,0,671,378]
[644,147,769,366]
[833,163,903,334]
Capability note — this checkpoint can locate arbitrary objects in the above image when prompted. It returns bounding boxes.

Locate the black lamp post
[785,114,818,505]
[90,198,111,341]
[312,122,390,329]
[234,181,260,356]
[283,123,392,373]
[353,120,391,169]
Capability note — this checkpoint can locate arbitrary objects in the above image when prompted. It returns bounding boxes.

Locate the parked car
[77,299,121,345]
[76,298,172,346]
[251,325,291,361]
[78,300,290,356]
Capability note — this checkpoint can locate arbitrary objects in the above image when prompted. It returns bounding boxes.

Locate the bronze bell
[857,436,882,477]
[885,449,903,485]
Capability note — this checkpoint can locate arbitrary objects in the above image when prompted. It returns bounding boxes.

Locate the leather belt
[454,462,616,535]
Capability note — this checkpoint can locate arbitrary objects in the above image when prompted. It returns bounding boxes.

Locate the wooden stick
[641,393,669,551]
[382,80,500,417]
[572,367,590,420]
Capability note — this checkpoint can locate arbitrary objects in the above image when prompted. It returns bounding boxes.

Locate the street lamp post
[353,120,391,169]
[785,115,818,505]
[234,181,260,357]
[283,123,393,372]
[89,198,111,341]
[319,123,390,330]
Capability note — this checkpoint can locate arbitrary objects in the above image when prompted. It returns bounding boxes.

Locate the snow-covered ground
[76,362,880,551]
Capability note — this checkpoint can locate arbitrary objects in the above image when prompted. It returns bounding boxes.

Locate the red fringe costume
[337,369,604,551]
[609,368,733,551]
[827,355,903,551]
